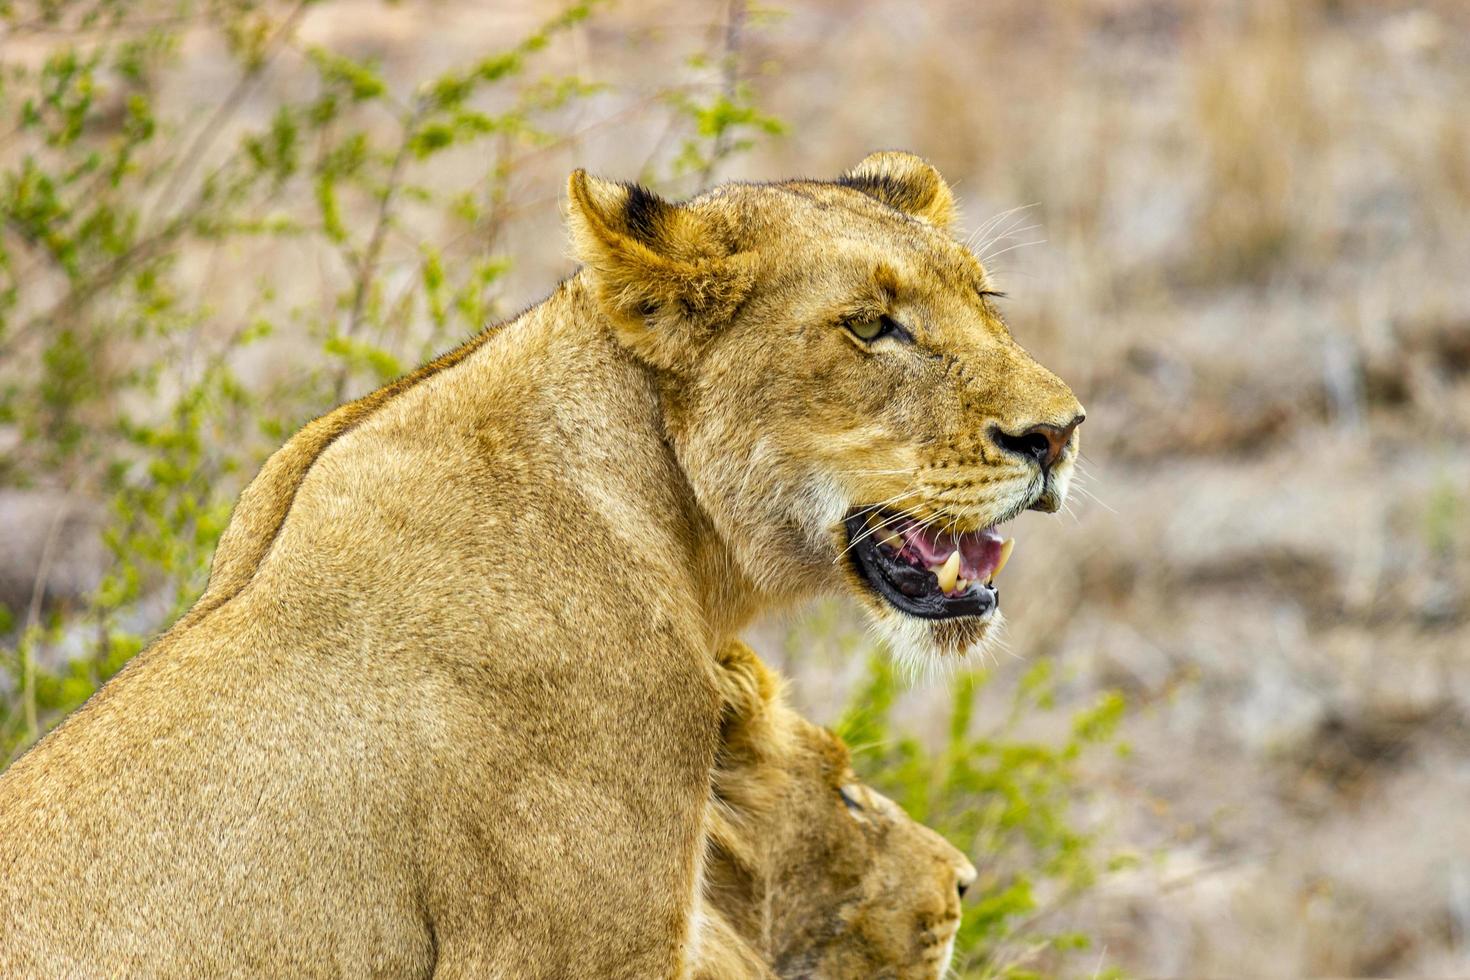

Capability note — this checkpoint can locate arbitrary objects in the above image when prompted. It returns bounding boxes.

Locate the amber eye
[845,314,911,344]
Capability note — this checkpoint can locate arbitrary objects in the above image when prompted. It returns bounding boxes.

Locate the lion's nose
[989,414,1083,471]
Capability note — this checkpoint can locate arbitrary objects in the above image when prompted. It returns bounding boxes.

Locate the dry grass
[741,1,1470,974]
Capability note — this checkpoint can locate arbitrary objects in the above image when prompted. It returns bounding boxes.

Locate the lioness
[696,641,976,980]
[0,152,1081,976]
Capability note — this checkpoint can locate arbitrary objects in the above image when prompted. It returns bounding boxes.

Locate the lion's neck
[532,278,763,647]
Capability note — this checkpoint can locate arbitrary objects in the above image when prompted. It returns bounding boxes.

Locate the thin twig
[149,0,311,224]
[21,496,72,745]
[0,13,194,39]
[0,213,189,362]
[698,0,746,191]
[331,103,425,402]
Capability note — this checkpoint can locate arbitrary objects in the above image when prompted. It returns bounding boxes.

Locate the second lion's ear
[566,170,753,370]
[712,640,790,782]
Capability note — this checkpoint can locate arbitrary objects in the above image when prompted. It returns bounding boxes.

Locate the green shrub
[0,0,772,757]
[837,653,1131,978]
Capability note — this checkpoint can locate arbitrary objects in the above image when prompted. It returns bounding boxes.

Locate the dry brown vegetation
[4,0,1469,975]
[727,1,1470,973]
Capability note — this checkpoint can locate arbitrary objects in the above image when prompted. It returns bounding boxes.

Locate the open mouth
[843,511,1015,620]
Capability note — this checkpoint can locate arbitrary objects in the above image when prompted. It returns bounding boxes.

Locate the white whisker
[846,484,922,516]
[976,223,1042,256]
[1070,482,1116,514]
[831,468,915,478]
[833,503,921,564]
[974,211,1042,261]
[980,238,1047,263]
[965,202,1037,249]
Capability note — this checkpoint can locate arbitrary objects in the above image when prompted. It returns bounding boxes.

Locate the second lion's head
[702,640,976,980]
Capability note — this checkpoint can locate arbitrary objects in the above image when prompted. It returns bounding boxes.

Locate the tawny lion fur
[695,641,976,980]
[0,151,1080,977]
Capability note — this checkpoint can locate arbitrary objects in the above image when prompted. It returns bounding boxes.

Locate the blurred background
[3,0,1468,975]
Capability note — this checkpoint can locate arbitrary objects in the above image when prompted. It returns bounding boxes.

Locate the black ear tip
[837,170,939,217]
[623,183,668,243]
[839,171,908,204]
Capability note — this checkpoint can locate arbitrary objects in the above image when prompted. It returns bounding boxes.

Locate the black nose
[990,415,1083,471]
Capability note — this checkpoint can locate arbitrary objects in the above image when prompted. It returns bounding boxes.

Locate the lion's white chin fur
[865,605,1005,681]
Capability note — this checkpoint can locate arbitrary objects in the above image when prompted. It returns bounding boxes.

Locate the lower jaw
[879,607,997,661]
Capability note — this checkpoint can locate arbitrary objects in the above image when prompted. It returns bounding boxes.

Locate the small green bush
[0,0,770,757]
[837,654,1130,978]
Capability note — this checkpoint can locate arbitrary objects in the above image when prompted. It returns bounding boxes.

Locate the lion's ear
[837,151,957,229]
[566,170,753,369]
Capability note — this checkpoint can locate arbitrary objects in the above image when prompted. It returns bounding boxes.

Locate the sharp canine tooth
[990,538,1015,583]
[879,529,903,551]
[936,551,960,593]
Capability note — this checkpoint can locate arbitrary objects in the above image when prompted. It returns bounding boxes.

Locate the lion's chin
[866,606,1002,674]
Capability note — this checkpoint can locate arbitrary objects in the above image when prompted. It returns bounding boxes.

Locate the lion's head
[702,642,976,979]
[569,151,1083,662]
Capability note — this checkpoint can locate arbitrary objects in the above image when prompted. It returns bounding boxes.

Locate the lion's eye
[845,314,911,344]
[838,785,864,812]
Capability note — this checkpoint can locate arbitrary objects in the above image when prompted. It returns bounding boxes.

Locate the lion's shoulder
[182,322,516,628]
